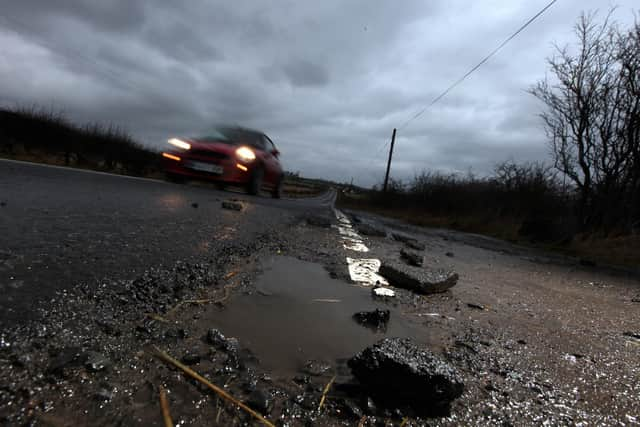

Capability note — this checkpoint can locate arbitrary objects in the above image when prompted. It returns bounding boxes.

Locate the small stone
[182,353,201,365]
[293,375,309,384]
[11,353,32,368]
[206,328,227,347]
[246,389,273,414]
[400,248,423,267]
[467,303,486,311]
[222,200,243,211]
[96,319,119,336]
[47,347,84,375]
[85,352,111,372]
[94,387,114,401]
[303,360,332,376]
[445,252,454,257]
[205,329,239,355]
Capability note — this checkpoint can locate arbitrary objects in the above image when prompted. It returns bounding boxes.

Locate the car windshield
[193,127,262,146]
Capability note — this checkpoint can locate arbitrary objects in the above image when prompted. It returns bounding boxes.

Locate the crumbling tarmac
[1,207,639,426]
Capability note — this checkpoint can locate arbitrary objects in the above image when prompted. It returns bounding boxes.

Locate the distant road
[0,159,334,325]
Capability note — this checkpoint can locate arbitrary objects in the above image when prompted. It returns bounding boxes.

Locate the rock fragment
[405,239,426,251]
[85,351,111,372]
[302,359,332,376]
[221,200,243,211]
[400,248,423,267]
[352,309,390,329]
[356,223,387,237]
[182,352,201,365]
[379,261,458,294]
[246,388,273,414]
[348,338,464,416]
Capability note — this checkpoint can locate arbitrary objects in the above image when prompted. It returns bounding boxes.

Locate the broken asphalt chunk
[356,223,387,237]
[405,239,426,251]
[348,337,464,416]
[352,309,390,330]
[400,248,423,267]
[391,232,412,243]
[221,200,243,211]
[379,260,458,294]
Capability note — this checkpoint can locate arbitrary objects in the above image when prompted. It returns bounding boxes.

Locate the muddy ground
[1,208,639,426]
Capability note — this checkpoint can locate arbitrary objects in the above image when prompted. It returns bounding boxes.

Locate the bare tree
[531,11,640,231]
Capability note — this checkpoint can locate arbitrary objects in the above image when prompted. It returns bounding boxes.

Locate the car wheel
[271,175,283,199]
[165,172,185,184]
[247,167,264,195]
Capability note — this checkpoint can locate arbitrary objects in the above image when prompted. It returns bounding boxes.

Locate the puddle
[204,256,440,377]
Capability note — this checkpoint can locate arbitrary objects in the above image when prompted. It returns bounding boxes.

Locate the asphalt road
[0,159,334,325]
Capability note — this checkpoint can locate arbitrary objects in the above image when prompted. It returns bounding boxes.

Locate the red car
[162,126,284,198]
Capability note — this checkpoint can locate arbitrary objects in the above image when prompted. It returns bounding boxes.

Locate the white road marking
[373,287,396,297]
[333,208,390,288]
[343,240,369,252]
[0,158,164,184]
[346,257,389,286]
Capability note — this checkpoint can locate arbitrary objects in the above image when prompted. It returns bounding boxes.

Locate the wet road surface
[206,256,441,377]
[0,159,334,325]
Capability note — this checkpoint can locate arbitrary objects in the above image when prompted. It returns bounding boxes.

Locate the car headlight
[168,138,191,150]
[235,146,256,162]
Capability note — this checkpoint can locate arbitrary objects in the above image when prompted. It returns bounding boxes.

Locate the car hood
[185,139,238,154]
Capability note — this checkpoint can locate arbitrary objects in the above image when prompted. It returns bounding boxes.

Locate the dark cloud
[0,1,637,186]
[281,59,330,87]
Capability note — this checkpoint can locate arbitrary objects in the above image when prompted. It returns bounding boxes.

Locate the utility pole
[383,128,397,192]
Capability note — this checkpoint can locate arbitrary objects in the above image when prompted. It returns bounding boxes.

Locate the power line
[398,0,558,130]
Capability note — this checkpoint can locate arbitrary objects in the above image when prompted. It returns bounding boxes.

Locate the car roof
[216,125,264,136]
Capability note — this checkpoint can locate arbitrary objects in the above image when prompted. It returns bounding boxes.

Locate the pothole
[202,256,440,377]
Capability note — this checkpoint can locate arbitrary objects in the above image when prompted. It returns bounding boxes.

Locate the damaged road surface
[1,160,640,426]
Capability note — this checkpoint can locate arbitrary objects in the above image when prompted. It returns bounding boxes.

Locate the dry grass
[337,192,640,270]
[566,234,640,267]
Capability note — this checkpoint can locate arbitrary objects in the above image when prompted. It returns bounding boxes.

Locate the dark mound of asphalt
[348,337,464,416]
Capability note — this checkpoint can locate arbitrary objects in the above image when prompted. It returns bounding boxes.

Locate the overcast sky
[0,1,637,186]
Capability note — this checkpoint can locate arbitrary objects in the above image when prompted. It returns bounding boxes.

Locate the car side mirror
[272,149,280,158]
